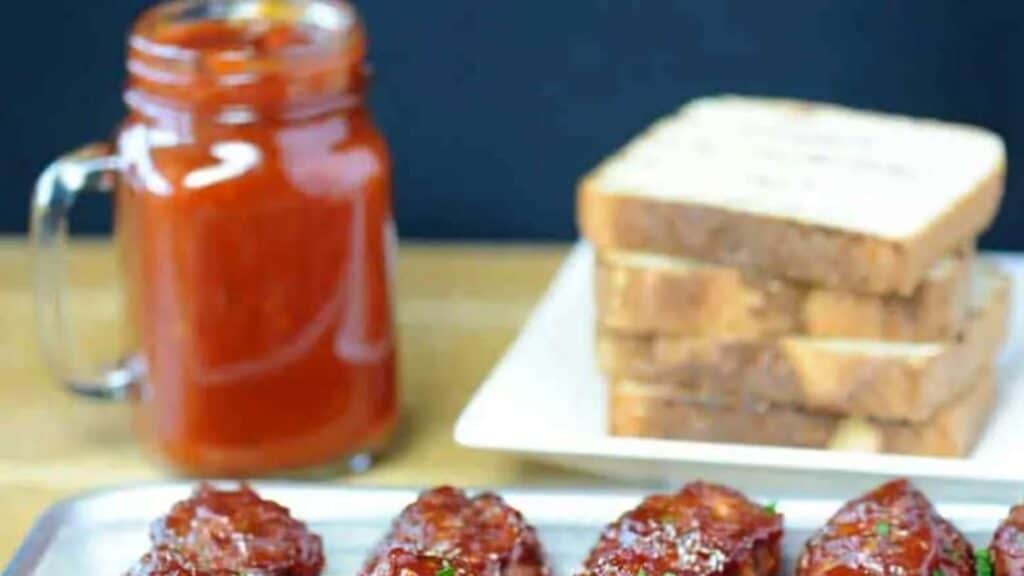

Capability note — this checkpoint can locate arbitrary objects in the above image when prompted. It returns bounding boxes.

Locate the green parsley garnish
[975,549,993,576]
[763,501,777,514]
[875,522,890,537]
[932,570,945,576]
[636,571,648,576]
[436,560,455,576]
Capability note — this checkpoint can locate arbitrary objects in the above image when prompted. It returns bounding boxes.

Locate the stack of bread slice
[577,96,1009,457]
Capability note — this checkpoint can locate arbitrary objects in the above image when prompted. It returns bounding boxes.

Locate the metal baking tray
[3,482,1014,575]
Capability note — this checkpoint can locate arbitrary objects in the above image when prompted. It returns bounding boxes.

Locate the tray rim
[5,500,64,576]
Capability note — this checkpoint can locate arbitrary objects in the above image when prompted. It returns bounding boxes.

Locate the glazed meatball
[991,504,1024,576]
[365,548,490,576]
[361,486,549,576]
[127,546,240,576]
[580,482,783,576]
[125,483,324,575]
[798,479,973,576]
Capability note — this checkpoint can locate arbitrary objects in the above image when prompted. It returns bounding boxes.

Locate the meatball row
[124,481,1022,576]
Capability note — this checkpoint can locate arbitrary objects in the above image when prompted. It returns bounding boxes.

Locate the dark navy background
[5,1,1022,246]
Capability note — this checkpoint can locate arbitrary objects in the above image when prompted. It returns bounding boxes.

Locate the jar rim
[129,0,359,74]
[125,0,367,117]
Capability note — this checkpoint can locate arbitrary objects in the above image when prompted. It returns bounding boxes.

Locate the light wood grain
[0,238,603,563]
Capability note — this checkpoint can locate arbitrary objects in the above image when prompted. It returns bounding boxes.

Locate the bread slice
[578,95,1005,295]
[597,246,973,341]
[609,365,995,457]
[597,262,1008,421]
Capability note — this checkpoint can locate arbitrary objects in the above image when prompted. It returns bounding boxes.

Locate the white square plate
[455,242,1024,500]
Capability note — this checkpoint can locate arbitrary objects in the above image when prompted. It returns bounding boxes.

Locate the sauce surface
[581,482,783,576]
[361,486,549,576]
[366,549,486,576]
[126,483,324,575]
[797,479,974,576]
[118,5,396,474]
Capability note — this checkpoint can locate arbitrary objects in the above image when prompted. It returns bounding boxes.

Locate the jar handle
[30,143,141,399]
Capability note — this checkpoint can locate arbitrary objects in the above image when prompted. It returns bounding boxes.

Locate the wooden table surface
[0,237,605,564]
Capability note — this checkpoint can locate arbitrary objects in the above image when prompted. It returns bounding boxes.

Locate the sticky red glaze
[360,486,549,576]
[366,548,490,576]
[127,546,243,576]
[126,483,324,575]
[580,482,783,576]
[797,479,973,576]
[991,504,1024,576]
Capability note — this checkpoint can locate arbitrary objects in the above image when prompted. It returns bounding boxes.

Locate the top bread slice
[578,95,1006,295]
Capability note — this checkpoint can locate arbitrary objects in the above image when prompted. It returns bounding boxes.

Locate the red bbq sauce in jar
[116,0,397,475]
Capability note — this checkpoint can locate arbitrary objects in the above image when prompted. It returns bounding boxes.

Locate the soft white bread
[578,96,1006,295]
[597,246,972,341]
[609,365,994,457]
[598,261,1009,422]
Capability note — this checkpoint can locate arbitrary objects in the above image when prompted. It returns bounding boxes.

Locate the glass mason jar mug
[30,0,398,475]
